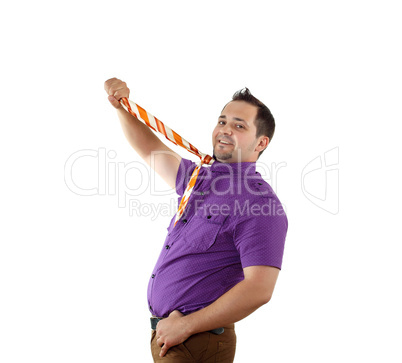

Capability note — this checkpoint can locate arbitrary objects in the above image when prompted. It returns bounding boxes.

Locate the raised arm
[104,78,182,190]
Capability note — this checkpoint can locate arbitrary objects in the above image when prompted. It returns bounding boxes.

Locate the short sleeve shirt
[147,157,288,317]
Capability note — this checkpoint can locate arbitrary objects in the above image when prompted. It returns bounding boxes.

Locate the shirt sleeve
[233,196,288,270]
[175,157,198,197]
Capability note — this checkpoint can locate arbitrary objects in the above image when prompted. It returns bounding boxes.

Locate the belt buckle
[150,317,163,330]
[209,327,224,335]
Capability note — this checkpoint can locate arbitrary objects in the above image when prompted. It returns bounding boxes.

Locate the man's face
[212,100,266,163]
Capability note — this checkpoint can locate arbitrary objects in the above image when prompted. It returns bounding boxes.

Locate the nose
[221,123,233,135]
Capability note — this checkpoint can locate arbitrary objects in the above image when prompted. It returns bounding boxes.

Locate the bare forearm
[116,107,165,163]
[182,278,270,336]
[104,78,181,187]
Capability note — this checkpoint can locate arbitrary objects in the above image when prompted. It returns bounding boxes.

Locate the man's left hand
[155,310,191,357]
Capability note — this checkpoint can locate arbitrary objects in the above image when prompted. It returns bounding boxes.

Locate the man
[104,78,288,362]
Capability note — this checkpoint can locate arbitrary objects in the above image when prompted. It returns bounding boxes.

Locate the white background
[1,0,401,362]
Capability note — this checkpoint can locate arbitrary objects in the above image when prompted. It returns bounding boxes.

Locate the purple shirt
[147,157,288,317]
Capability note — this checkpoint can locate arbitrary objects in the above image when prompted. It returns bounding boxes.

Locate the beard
[213,145,233,161]
[214,150,232,160]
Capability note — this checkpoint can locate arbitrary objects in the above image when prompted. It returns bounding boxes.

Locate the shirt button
[151,274,155,278]
[182,219,187,223]
[207,215,212,219]
[200,192,204,195]
[165,245,170,249]
[258,182,262,185]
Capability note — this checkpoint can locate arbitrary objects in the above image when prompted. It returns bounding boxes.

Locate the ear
[255,136,270,153]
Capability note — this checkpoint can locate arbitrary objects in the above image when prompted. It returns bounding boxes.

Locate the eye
[218,120,225,125]
[236,124,244,129]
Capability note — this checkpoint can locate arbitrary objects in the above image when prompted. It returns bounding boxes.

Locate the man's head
[212,88,275,163]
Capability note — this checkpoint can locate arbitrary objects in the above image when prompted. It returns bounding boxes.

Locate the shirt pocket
[183,212,228,251]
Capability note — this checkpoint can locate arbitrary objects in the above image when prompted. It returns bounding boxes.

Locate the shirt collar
[209,159,257,175]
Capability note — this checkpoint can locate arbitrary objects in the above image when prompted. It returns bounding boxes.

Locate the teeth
[220,140,230,144]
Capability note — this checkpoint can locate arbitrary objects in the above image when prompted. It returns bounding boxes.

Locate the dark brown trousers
[150,324,236,362]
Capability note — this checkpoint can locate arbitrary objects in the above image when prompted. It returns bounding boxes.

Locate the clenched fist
[104,78,130,109]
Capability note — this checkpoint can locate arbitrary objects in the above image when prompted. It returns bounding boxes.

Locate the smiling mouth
[218,140,233,145]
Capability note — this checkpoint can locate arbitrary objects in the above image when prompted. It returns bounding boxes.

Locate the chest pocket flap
[183,211,228,251]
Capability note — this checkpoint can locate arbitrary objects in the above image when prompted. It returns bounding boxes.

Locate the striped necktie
[119,97,214,226]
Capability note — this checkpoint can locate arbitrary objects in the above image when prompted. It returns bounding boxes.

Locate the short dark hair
[231,87,275,158]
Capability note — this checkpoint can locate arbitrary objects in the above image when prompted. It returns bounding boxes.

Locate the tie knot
[201,155,213,165]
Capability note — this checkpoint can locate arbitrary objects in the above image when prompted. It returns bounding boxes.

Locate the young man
[104,78,288,362]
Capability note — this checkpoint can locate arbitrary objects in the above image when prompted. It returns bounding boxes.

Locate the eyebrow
[218,115,249,125]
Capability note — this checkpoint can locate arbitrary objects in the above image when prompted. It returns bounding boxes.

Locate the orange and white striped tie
[119,97,214,226]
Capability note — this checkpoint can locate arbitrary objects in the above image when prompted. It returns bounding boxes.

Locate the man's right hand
[104,78,130,109]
